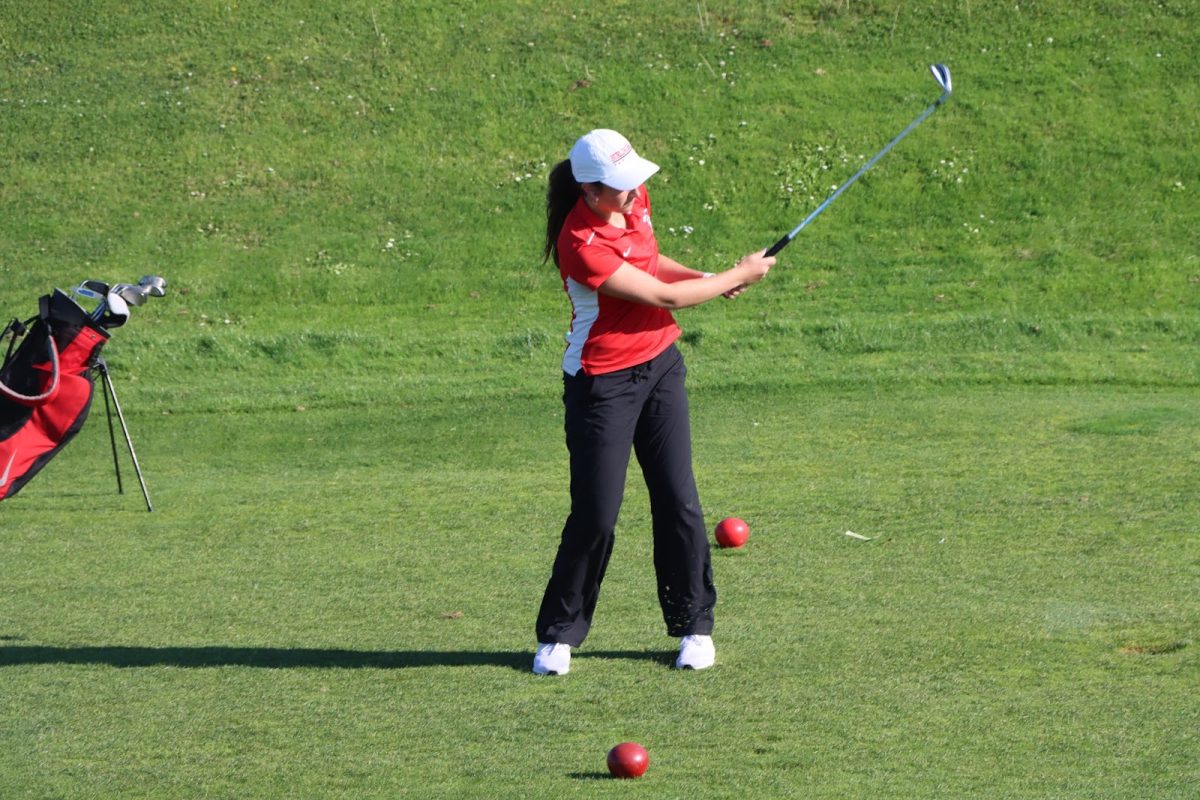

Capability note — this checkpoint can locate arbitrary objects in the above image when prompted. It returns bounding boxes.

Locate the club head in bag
[139,275,168,297]
[99,292,130,329]
[930,63,952,96]
[113,283,149,307]
[70,280,110,314]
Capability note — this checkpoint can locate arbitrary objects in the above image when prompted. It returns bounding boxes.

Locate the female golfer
[534,129,774,675]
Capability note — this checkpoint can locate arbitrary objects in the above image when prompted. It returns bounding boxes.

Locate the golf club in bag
[765,63,953,257]
[0,276,167,510]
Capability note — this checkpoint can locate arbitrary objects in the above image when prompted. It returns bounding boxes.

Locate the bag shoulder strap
[0,316,62,405]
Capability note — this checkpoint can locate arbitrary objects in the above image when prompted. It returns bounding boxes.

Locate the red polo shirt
[558,186,681,376]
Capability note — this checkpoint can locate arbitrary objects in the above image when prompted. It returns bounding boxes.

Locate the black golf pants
[536,344,716,647]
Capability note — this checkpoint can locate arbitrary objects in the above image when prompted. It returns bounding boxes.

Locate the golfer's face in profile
[592,184,638,217]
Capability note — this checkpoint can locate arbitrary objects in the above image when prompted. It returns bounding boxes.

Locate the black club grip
[764,235,791,258]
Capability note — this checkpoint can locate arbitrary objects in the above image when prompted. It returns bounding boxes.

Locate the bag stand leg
[95,358,153,512]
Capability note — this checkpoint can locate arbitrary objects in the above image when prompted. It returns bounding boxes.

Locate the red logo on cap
[609,143,632,164]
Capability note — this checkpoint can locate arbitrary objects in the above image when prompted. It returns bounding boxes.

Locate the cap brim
[604,156,660,191]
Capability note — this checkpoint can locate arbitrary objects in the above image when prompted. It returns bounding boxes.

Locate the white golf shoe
[532,642,571,675]
[675,635,716,670]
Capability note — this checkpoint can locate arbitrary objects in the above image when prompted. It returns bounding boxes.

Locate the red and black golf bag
[1,290,109,500]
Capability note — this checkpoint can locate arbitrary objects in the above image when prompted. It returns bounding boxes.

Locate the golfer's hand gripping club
[723,249,775,299]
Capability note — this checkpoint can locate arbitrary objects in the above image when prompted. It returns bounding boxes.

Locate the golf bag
[1,290,109,500]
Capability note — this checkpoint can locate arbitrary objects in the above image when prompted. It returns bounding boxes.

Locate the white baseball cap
[569,129,660,191]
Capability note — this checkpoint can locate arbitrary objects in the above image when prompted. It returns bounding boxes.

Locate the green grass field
[2,2,1198,797]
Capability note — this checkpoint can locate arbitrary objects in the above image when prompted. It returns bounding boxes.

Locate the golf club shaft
[765,89,950,258]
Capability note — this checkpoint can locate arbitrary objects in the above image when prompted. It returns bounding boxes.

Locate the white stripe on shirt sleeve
[562,276,599,376]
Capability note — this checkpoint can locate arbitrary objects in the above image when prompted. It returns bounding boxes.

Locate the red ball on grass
[607,742,649,779]
[714,517,750,548]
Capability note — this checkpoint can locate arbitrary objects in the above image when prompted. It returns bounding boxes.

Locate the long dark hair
[544,159,581,267]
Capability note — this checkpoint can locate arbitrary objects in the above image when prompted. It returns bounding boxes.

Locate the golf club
[139,275,167,297]
[95,291,130,329]
[764,63,953,257]
[86,275,168,329]
[70,280,110,315]
[113,283,149,307]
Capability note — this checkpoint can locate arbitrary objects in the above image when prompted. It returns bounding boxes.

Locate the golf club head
[71,280,109,313]
[100,292,130,329]
[930,63,952,96]
[113,283,149,307]
[139,275,168,297]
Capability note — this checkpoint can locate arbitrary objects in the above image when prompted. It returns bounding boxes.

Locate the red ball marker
[607,742,649,779]
[715,517,750,548]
